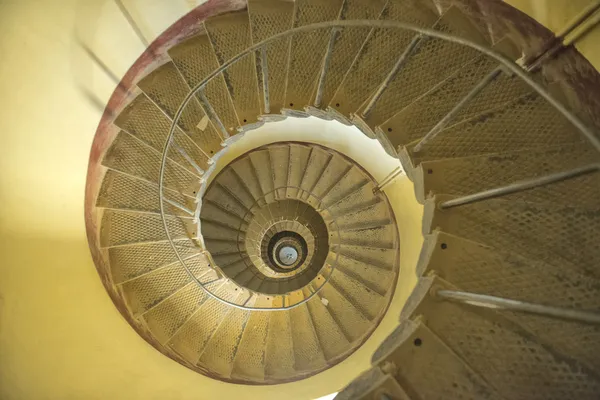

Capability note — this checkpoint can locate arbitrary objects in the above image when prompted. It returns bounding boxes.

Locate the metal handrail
[159,19,600,311]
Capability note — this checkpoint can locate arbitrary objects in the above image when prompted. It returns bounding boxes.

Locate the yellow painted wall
[1,0,599,399]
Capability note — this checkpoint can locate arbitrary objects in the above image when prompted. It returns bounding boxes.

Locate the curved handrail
[159,19,600,311]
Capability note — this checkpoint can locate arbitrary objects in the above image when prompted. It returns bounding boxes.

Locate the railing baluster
[113,0,150,47]
[314,27,341,108]
[197,88,230,139]
[440,164,600,209]
[362,34,424,118]
[164,198,195,216]
[413,66,504,153]
[172,142,206,176]
[260,46,271,114]
[436,289,600,324]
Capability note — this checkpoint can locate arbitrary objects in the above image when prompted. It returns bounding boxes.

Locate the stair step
[335,365,412,400]
[248,0,294,114]
[310,0,387,109]
[123,255,216,316]
[329,269,385,320]
[220,257,251,277]
[114,93,211,173]
[200,201,248,231]
[296,146,331,201]
[329,0,437,117]
[102,131,200,197]
[230,309,270,381]
[332,244,397,271]
[143,281,216,344]
[331,200,390,230]
[284,0,344,112]
[286,143,312,199]
[99,209,196,247]
[356,6,488,132]
[200,219,242,241]
[401,276,600,400]
[137,62,224,151]
[264,310,296,379]
[332,252,394,295]
[197,305,252,378]
[96,169,195,217]
[424,195,600,281]
[378,38,526,152]
[313,272,371,342]
[204,183,252,221]
[268,144,290,200]
[321,180,377,218]
[167,280,243,362]
[205,10,262,128]
[333,223,396,249]
[248,150,276,203]
[212,168,257,210]
[419,230,600,375]
[303,287,351,360]
[168,34,240,137]
[402,91,583,165]
[412,144,599,206]
[319,166,368,210]
[310,153,351,204]
[371,318,505,400]
[289,303,327,372]
[108,240,200,284]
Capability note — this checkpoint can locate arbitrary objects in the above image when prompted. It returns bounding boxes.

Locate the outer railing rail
[158,19,600,311]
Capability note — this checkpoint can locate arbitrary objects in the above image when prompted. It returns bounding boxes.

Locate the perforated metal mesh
[205,11,261,125]
[418,296,600,400]
[320,166,368,209]
[382,55,531,147]
[329,0,437,115]
[268,145,290,199]
[378,320,505,400]
[334,252,393,295]
[311,154,350,200]
[336,224,396,249]
[137,62,225,148]
[316,277,370,341]
[286,144,311,199]
[97,170,192,216]
[289,303,326,371]
[408,93,582,162]
[114,93,212,168]
[197,305,251,377]
[231,310,270,380]
[427,196,600,280]
[167,281,237,361]
[324,181,377,217]
[265,311,295,378]
[333,200,390,230]
[248,0,294,114]
[102,131,200,197]
[283,0,344,111]
[168,35,240,135]
[143,282,210,344]
[361,8,485,127]
[418,144,600,207]
[332,244,396,270]
[312,0,387,107]
[108,240,200,283]
[122,255,213,315]
[329,270,384,320]
[100,210,195,247]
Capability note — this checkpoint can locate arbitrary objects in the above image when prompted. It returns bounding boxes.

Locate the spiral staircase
[85,0,600,397]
